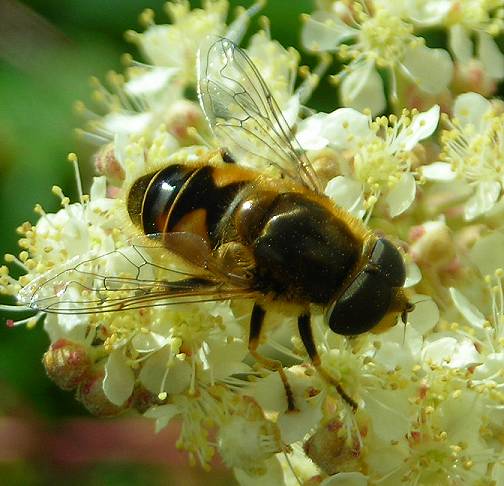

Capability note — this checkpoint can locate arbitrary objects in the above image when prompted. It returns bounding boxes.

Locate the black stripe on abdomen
[166,166,245,246]
[141,165,194,234]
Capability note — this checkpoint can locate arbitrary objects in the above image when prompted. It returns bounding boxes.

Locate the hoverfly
[19,37,413,411]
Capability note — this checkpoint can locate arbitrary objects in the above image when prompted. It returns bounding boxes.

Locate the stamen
[295,53,331,104]
[5,312,43,328]
[74,128,109,146]
[51,186,70,208]
[4,254,28,272]
[226,0,266,43]
[67,153,84,202]
[0,303,28,313]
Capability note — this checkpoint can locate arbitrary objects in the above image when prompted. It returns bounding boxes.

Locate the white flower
[128,0,265,83]
[218,395,283,475]
[252,365,324,444]
[245,30,309,126]
[299,104,440,217]
[379,0,504,88]
[436,92,504,219]
[302,3,453,115]
[375,0,452,25]
[130,0,229,83]
[446,0,504,83]
[78,0,264,149]
[366,389,492,484]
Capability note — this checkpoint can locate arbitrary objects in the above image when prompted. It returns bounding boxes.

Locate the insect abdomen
[127,164,253,246]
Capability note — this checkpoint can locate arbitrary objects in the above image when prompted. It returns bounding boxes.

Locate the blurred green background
[0,1,317,484]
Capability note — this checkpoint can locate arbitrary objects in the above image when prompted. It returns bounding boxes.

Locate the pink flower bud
[304,419,364,475]
[42,339,92,391]
[76,369,126,417]
[130,385,162,413]
[409,221,456,271]
[165,100,205,144]
[94,143,125,188]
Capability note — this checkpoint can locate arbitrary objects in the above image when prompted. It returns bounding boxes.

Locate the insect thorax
[233,189,364,304]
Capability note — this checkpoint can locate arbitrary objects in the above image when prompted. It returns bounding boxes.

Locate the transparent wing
[18,233,258,314]
[197,36,322,193]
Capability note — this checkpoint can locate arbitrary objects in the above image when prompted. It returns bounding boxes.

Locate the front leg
[297,312,358,411]
[248,302,297,412]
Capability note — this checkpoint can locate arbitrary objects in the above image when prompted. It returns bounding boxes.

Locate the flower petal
[322,108,371,150]
[235,457,285,486]
[401,45,453,94]
[421,162,456,181]
[206,339,250,380]
[321,472,368,486]
[393,105,440,152]
[449,287,486,329]
[125,67,179,96]
[103,112,153,136]
[478,32,504,80]
[453,92,491,130]
[43,314,89,343]
[404,261,422,287]
[449,25,473,63]
[408,295,439,335]
[340,62,386,116]
[103,350,135,406]
[144,404,180,433]
[409,1,452,25]
[470,231,504,277]
[422,336,480,368]
[139,347,192,395]
[296,113,329,150]
[132,331,170,353]
[325,176,365,218]
[385,173,416,217]
[90,176,107,200]
[302,10,358,52]
[364,388,412,442]
[464,181,501,220]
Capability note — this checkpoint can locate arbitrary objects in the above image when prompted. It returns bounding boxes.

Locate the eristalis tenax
[19,37,413,411]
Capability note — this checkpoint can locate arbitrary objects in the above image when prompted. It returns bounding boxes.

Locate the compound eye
[370,238,406,287]
[327,271,392,335]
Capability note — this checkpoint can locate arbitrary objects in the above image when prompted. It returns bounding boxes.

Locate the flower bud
[409,221,456,271]
[94,143,125,188]
[452,59,496,98]
[42,339,92,390]
[303,419,363,475]
[76,368,126,417]
[130,384,162,414]
[165,100,206,144]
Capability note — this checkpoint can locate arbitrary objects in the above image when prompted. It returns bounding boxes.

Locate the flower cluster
[3,0,504,485]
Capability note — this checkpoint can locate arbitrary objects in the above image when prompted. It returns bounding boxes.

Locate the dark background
[0,1,318,484]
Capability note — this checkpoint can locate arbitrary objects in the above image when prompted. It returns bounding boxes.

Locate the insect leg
[248,302,297,412]
[297,313,358,412]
